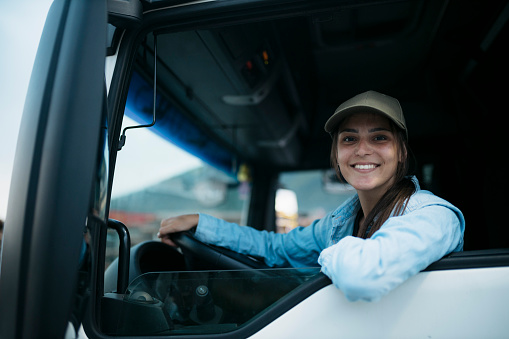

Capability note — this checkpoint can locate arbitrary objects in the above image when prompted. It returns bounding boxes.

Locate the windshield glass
[276,169,355,233]
[108,268,321,336]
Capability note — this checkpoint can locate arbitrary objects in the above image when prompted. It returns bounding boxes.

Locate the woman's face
[336,112,401,197]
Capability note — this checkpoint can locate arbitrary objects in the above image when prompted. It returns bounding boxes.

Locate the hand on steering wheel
[158,214,269,270]
[158,214,199,246]
[169,231,269,270]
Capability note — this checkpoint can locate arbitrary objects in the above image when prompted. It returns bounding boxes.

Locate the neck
[356,182,392,222]
[357,191,379,222]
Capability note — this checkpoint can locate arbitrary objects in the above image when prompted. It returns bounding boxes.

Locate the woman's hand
[158,214,199,246]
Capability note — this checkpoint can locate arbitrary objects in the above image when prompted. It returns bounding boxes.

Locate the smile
[352,164,379,170]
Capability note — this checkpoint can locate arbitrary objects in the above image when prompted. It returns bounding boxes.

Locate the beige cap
[324,90,407,137]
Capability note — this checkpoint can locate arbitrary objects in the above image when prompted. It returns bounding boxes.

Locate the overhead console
[146,22,302,169]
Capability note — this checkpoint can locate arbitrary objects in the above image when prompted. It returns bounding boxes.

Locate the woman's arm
[318,204,464,302]
[193,213,329,268]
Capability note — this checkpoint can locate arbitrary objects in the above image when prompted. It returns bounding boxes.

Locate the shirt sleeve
[194,213,328,268]
[318,204,464,302]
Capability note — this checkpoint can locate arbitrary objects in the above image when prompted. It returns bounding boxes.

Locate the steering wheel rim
[170,231,269,270]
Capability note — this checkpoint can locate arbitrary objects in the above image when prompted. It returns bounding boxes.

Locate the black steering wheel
[104,232,270,294]
[170,231,269,270]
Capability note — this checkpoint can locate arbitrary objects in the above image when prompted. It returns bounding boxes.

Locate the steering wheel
[105,231,270,294]
[170,231,269,270]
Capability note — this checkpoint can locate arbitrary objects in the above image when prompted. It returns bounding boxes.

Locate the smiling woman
[328,91,413,238]
[158,90,465,302]
[335,115,400,194]
[334,113,406,237]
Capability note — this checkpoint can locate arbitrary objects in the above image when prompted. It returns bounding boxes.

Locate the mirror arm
[118,33,158,151]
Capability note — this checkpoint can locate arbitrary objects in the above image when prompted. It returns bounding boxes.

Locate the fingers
[160,236,177,247]
[157,214,199,245]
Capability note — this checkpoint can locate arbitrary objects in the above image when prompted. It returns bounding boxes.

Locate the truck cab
[1,0,509,338]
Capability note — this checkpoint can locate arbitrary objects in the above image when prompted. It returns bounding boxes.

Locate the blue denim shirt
[195,178,465,302]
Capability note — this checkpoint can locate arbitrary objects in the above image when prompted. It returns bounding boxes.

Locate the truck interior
[108,0,509,250]
[93,0,509,335]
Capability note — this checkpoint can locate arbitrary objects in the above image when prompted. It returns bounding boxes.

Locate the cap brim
[325,106,398,133]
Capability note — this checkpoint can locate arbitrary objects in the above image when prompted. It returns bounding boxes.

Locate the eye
[342,136,357,143]
[373,134,390,141]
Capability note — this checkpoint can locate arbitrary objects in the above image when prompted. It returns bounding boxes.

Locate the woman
[158,90,465,302]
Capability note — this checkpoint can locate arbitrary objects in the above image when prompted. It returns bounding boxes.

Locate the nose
[355,138,372,156]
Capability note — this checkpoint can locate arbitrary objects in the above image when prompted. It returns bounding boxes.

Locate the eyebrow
[339,127,392,134]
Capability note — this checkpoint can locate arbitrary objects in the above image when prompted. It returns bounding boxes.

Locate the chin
[347,179,377,192]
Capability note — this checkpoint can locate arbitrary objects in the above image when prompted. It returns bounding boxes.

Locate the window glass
[108,118,250,268]
[108,268,321,336]
[276,169,356,232]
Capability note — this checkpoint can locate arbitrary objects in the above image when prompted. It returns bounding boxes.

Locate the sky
[111,117,201,198]
[0,1,54,220]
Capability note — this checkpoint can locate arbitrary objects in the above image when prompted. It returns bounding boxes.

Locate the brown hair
[330,116,415,238]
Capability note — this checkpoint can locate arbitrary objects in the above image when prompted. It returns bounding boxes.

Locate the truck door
[0,0,107,337]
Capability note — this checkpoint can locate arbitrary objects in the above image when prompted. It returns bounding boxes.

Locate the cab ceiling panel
[153,24,301,166]
[310,0,435,113]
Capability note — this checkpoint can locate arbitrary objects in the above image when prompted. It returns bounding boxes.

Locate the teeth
[355,164,376,169]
